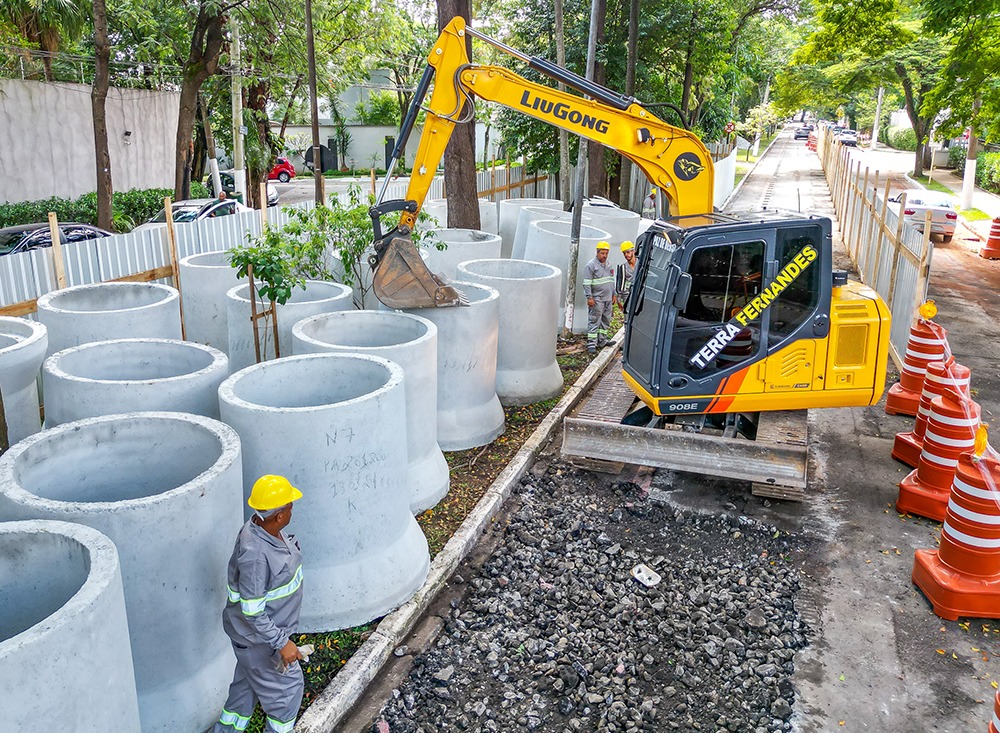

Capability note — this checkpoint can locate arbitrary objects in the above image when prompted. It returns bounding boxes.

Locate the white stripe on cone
[953,476,1000,502]
[943,520,1000,549]
[947,500,1000,526]
[924,431,977,448]
[922,452,960,468]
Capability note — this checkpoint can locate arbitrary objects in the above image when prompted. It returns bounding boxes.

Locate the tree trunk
[586,0,608,197]
[437,0,480,229]
[681,9,697,121]
[278,75,304,140]
[174,3,227,201]
[618,0,639,209]
[91,0,113,230]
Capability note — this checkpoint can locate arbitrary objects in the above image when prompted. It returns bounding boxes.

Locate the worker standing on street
[212,475,305,733]
[584,240,616,353]
[616,240,636,311]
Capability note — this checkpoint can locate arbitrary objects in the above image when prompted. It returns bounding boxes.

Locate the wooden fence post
[259,181,269,229]
[47,212,67,290]
[163,196,186,340]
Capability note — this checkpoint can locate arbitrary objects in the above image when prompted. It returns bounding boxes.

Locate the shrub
[887,128,917,152]
[0,184,213,232]
[975,152,1000,194]
[948,144,968,172]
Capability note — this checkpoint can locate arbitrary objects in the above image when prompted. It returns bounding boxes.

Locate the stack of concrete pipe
[457,259,563,405]
[178,250,246,353]
[219,354,430,630]
[36,282,182,356]
[421,198,498,234]
[421,229,502,282]
[523,220,611,333]
[226,280,352,372]
[0,316,47,442]
[582,202,641,268]
[498,198,562,258]
[400,281,505,451]
[510,206,584,260]
[0,520,142,732]
[292,311,449,514]
[0,411,244,733]
[42,338,229,425]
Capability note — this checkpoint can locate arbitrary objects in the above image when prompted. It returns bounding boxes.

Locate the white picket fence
[0,166,556,315]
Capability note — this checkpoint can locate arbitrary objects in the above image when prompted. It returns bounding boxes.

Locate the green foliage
[974,152,1000,195]
[887,127,917,151]
[0,185,210,231]
[354,90,401,126]
[948,144,967,172]
[735,103,779,140]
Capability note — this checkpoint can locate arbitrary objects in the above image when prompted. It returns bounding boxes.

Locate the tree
[0,0,88,79]
[91,0,111,230]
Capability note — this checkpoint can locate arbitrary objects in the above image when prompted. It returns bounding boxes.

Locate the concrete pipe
[511,206,586,260]
[0,412,244,733]
[422,228,502,281]
[0,316,47,442]
[421,198,498,234]
[226,280,352,372]
[0,520,141,732]
[523,220,611,333]
[582,202,641,270]
[219,353,429,630]
[42,338,229,426]
[399,281,505,451]
[457,259,563,406]
[178,250,246,353]
[292,311,449,514]
[36,282,182,357]
[498,198,562,258]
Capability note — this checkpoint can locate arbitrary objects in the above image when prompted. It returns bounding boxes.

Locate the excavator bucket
[371,230,465,309]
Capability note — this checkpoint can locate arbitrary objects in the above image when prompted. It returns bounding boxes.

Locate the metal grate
[575,356,639,423]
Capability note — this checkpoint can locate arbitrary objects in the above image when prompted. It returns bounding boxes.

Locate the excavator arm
[369,16,716,309]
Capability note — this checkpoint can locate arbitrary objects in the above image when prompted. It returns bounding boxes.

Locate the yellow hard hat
[596,240,611,250]
[248,474,303,511]
[620,240,635,253]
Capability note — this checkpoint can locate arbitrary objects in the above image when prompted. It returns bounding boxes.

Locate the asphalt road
[722,125,1000,732]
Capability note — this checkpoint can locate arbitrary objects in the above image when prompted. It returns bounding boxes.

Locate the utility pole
[554,0,570,207]
[871,86,884,149]
[305,0,325,205]
[961,97,981,212]
[563,0,600,337]
[230,18,246,202]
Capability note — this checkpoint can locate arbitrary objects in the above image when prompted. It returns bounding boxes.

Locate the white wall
[0,80,180,204]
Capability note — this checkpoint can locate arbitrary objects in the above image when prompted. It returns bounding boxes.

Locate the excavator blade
[372,231,466,309]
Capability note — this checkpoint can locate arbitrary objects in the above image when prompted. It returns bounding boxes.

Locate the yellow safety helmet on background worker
[248,474,303,511]
[620,240,635,253]
[596,241,611,250]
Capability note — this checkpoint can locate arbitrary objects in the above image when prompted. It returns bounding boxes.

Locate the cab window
[669,240,764,377]
[768,228,821,346]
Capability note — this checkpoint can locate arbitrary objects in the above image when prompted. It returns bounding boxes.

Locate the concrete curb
[295,330,626,733]
[722,131,783,211]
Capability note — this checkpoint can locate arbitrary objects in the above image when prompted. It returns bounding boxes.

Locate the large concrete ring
[42,338,229,425]
[219,353,430,631]
[498,197,563,258]
[422,228,502,281]
[511,206,585,260]
[0,519,141,732]
[0,411,244,733]
[36,282,182,356]
[178,250,246,353]
[0,316,47,442]
[457,259,564,405]
[292,310,449,514]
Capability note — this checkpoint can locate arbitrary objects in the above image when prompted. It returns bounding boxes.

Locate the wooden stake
[47,212,67,289]
[259,181,269,229]
[162,196,186,340]
[370,168,376,197]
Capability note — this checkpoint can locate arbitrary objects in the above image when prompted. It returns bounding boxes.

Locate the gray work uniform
[583,256,615,348]
[212,519,304,733]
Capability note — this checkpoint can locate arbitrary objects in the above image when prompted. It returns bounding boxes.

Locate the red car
[268,156,296,183]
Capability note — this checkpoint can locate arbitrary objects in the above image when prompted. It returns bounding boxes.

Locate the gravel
[375,463,809,733]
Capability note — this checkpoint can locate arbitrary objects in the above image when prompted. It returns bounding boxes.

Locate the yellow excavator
[369,16,890,419]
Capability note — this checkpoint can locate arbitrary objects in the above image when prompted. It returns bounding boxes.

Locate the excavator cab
[623,211,890,415]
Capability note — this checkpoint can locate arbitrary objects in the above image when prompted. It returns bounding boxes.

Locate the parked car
[887,189,959,242]
[836,130,858,147]
[206,171,279,206]
[0,223,113,256]
[794,127,811,140]
[133,198,253,232]
[268,157,296,183]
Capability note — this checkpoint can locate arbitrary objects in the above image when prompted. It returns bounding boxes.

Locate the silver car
[133,198,253,232]
[887,189,959,242]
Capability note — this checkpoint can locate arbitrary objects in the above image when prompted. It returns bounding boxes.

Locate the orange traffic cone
[990,688,1000,733]
[912,431,1000,621]
[892,361,971,468]
[980,217,1000,260]
[885,319,951,416]
[897,389,981,521]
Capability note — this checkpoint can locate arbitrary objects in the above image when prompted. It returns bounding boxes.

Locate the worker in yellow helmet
[584,241,616,353]
[212,475,304,733]
[616,240,636,311]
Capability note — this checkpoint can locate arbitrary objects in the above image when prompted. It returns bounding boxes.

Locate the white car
[886,189,959,242]
[134,198,253,232]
